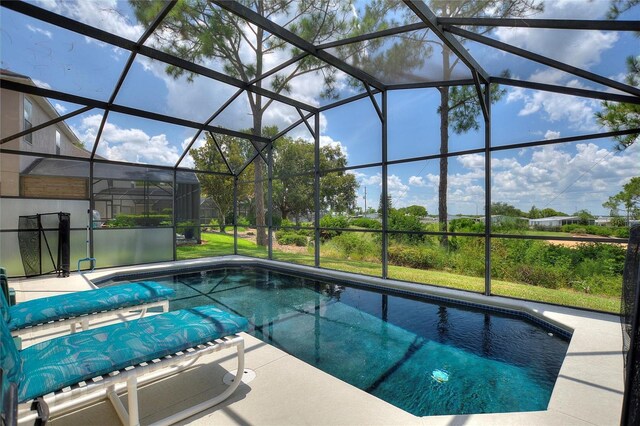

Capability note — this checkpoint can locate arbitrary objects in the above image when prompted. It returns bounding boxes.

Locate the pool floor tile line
[365,335,427,393]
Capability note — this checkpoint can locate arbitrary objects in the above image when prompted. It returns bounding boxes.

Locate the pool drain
[223,368,256,385]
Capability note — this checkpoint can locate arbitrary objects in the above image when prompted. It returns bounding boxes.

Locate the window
[55,130,61,155]
[23,98,33,143]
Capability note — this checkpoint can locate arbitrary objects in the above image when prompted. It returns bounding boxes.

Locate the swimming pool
[106,266,570,416]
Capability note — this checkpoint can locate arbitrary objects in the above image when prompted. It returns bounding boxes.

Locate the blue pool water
[110,266,570,416]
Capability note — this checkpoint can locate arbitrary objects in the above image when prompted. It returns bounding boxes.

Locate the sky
[0,0,638,217]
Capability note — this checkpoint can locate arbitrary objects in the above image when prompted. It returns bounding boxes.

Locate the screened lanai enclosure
[0,0,639,420]
[3,0,639,305]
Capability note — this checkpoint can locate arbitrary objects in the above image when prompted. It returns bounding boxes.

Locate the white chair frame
[12,300,169,342]
[17,333,245,426]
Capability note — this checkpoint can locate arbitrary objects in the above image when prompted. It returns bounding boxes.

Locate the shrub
[177,221,197,238]
[105,214,172,228]
[350,217,381,229]
[320,215,350,241]
[573,243,626,275]
[568,227,588,235]
[561,224,629,238]
[320,214,350,229]
[237,216,251,227]
[578,274,622,296]
[612,227,630,238]
[451,237,485,277]
[510,264,566,289]
[328,233,378,260]
[388,211,424,243]
[281,219,296,228]
[449,218,484,233]
[387,245,448,270]
[275,230,307,246]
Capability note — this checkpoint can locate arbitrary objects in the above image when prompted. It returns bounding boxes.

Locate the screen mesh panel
[622,225,640,426]
[18,215,40,277]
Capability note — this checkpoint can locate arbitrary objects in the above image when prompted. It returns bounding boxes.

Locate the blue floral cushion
[1,286,10,324]
[18,305,248,402]
[7,282,175,331]
[1,318,23,406]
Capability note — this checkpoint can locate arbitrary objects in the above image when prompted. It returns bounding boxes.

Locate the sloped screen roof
[1,0,637,169]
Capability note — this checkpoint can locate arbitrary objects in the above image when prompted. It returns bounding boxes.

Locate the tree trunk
[253,19,267,246]
[438,46,452,249]
[219,207,226,233]
[253,115,266,246]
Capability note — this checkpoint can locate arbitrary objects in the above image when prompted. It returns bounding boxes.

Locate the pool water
[115,266,570,416]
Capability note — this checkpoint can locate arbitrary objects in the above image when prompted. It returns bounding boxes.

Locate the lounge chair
[1,282,175,340]
[1,305,248,425]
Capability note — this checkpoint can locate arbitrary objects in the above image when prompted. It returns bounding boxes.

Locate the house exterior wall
[1,88,90,197]
[21,175,89,199]
[528,217,593,228]
[17,94,89,163]
[0,89,21,196]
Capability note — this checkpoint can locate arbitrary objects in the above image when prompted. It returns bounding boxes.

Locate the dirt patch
[547,234,627,247]
[235,229,311,255]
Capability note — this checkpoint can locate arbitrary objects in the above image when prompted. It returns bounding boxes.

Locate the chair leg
[127,377,140,426]
[149,340,245,426]
[106,376,140,426]
[107,384,130,426]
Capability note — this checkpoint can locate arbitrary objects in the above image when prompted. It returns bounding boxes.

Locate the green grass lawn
[177,232,620,313]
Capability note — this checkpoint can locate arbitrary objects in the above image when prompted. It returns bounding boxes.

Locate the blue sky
[1,0,638,216]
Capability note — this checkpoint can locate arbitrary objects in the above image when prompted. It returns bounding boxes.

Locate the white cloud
[177,134,206,169]
[494,1,620,132]
[133,53,329,138]
[494,1,617,71]
[36,0,144,41]
[320,135,348,158]
[492,157,520,169]
[137,12,355,138]
[496,27,617,71]
[491,141,639,214]
[351,172,408,201]
[72,114,182,165]
[507,87,600,131]
[506,86,526,104]
[32,79,51,89]
[409,176,426,187]
[388,174,409,199]
[425,174,440,186]
[26,24,52,39]
[360,173,381,187]
[456,153,484,169]
[544,130,560,140]
[22,1,351,147]
[53,103,67,114]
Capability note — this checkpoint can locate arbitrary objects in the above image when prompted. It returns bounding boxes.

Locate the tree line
[191,131,358,232]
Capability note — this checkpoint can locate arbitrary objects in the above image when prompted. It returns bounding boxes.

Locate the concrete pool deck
[10,256,623,425]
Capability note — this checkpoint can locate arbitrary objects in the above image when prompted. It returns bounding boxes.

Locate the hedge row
[103,214,172,228]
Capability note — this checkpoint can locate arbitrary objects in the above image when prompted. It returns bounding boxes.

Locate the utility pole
[363,187,367,216]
